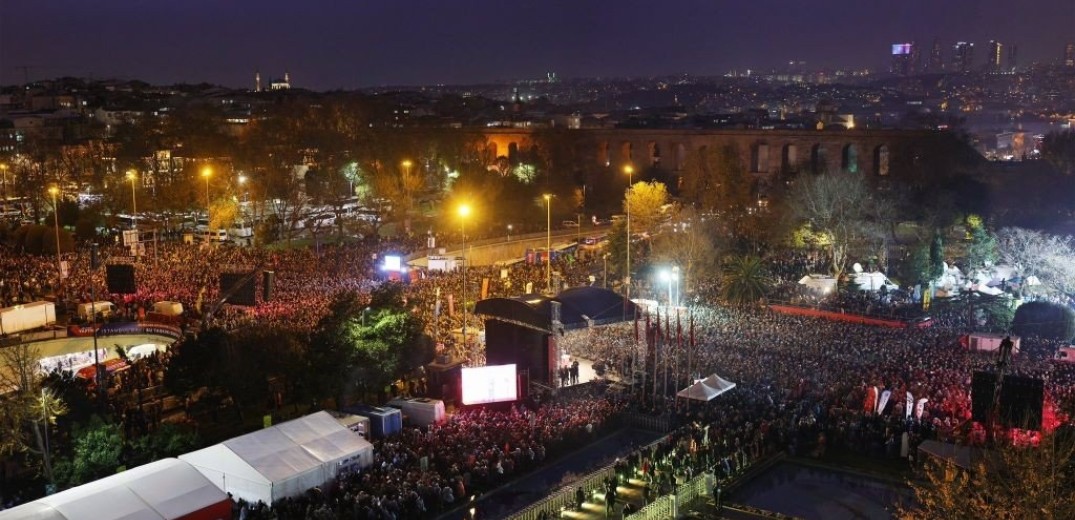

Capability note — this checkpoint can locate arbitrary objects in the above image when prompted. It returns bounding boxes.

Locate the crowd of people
[4,231,1075,518]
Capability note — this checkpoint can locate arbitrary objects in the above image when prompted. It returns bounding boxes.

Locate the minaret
[255,71,261,92]
[284,71,290,86]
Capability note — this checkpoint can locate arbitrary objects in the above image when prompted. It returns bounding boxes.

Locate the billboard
[892,43,912,55]
[461,364,518,405]
[383,255,402,272]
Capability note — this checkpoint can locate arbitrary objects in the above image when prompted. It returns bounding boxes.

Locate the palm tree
[721,255,770,306]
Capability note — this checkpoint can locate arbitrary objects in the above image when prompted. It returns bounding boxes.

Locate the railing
[506,437,668,520]
[627,494,676,520]
[622,412,674,433]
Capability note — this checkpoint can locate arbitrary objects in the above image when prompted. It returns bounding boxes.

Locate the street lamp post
[126,170,137,229]
[603,253,609,289]
[48,186,61,292]
[624,165,634,299]
[201,166,212,226]
[507,224,513,240]
[543,194,552,293]
[458,204,471,358]
[672,266,680,307]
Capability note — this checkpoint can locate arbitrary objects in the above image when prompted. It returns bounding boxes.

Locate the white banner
[905,391,914,420]
[877,390,892,416]
[915,397,929,420]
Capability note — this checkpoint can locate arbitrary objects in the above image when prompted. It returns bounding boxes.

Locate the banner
[915,397,929,420]
[873,386,880,414]
[864,386,877,414]
[481,278,490,300]
[878,390,892,416]
[905,391,914,420]
[448,294,454,317]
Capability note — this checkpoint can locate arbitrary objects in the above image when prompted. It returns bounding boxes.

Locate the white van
[77,301,116,320]
[194,227,229,243]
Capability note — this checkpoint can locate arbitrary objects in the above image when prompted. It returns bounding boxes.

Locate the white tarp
[0,458,230,520]
[798,274,837,294]
[180,411,374,505]
[700,374,737,394]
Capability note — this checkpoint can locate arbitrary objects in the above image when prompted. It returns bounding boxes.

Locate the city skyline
[4,0,1075,90]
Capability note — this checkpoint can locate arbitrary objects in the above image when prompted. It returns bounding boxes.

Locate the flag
[665,309,671,343]
[878,390,892,416]
[448,294,454,317]
[481,278,490,300]
[905,392,914,420]
[864,387,877,414]
[676,311,682,349]
[634,311,639,342]
[915,398,928,420]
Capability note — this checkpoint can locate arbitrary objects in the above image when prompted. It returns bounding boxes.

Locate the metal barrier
[622,412,673,433]
[506,437,669,520]
[627,495,676,520]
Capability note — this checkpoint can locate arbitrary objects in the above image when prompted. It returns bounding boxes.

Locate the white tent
[798,274,837,294]
[0,458,232,520]
[851,271,898,292]
[676,381,722,401]
[179,411,374,505]
[700,374,737,394]
[676,374,737,402]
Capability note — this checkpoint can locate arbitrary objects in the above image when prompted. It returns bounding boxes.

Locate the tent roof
[0,459,230,520]
[181,411,373,485]
[677,374,736,401]
[474,287,639,331]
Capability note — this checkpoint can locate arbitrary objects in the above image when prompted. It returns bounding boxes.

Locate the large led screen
[461,364,518,405]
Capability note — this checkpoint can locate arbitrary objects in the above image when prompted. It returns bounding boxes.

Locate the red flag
[645,312,651,348]
[664,310,670,343]
[655,308,661,340]
[634,311,639,341]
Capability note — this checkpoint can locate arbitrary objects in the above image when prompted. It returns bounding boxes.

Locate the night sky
[3,0,1074,90]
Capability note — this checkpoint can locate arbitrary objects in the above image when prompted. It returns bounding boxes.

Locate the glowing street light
[125,170,138,229]
[543,194,552,293]
[660,267,680,307]
[458,203,471,354]
[48,186,61,293]
[201,166,212,224]
[623,165,634,298]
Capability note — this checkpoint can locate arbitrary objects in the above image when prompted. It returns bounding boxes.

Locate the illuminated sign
[383,255,402,272]
[892,43,912,55]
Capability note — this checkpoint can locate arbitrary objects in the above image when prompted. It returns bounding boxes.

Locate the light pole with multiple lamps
[125,170,138,229]
[458,203,471,356]
[661,267,680,307]
[543,194,552,293]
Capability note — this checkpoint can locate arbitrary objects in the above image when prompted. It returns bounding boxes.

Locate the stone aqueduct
[478,128,941,179]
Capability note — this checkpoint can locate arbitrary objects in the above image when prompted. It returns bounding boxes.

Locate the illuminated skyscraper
[953,42,974,73]
[987,40,1002,72]
[1065,43,1075,68]
[891,42,914,76]
[1007,44,1018,72]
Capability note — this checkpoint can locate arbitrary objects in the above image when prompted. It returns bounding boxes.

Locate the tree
[649,206,719,298]
[901,431,1075,520]
[997,228,1075,299]
[786,171,885,279]
[1041,130,1075,175]
[721,256,770,306]
[0,343,68,486]
[1013,301,1075,341]
[963,218,998,274]
[623,181,670,234]
[53,417,123,488]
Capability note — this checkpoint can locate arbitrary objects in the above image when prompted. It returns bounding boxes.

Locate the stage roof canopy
[474,286,639,332]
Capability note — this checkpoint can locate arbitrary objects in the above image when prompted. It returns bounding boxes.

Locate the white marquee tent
[0,458,232,520]
[180,411,374,505]
[676,374,737,402]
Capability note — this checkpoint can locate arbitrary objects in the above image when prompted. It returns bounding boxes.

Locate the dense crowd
[4,235,1075,519]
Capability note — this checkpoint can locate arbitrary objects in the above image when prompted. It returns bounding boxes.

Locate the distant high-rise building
[1066,43,1075,68]
[255,71,262,92]
[891,42,915,76]
[929,39,944,71]
[953,41,975,72]
[1007,44,1018,72]
[987,40,1002,72]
